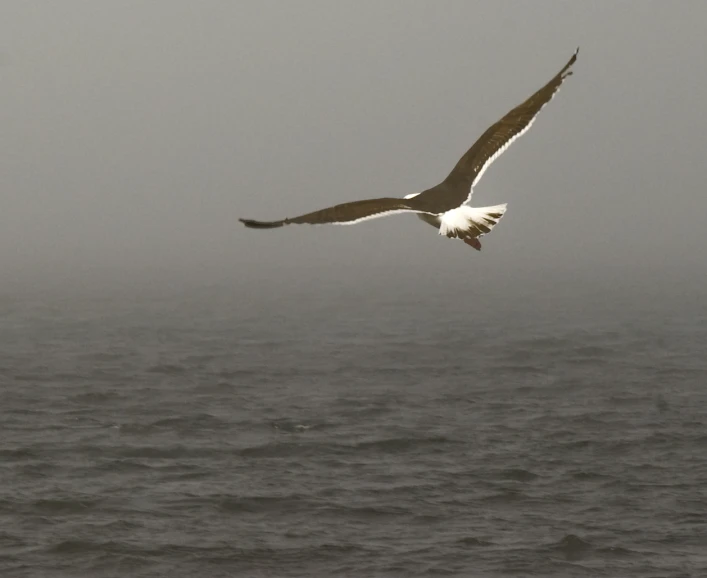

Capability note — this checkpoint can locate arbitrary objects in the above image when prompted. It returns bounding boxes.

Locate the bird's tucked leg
[464,237,482,251]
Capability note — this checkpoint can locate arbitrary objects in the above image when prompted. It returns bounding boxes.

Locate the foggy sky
[2,1,706,300]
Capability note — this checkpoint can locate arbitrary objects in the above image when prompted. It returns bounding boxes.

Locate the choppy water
[2,289,706,577]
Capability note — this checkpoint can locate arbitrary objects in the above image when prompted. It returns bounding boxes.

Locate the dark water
[2,288,706,577]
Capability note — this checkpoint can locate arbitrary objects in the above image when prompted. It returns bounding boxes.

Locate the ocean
[1,285,706,577]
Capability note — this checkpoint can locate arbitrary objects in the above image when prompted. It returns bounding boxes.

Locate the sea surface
[1,287,706,577]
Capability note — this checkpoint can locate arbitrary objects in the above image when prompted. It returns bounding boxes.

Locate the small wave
[607,394,645,406]
[317,504,407,519]
[238,437,460,459]
[353,436,459,453]
[152,413,227,430]
[238,443,289,458]
[4,407,46,416]
[550,534,592,561]
[511,336,565,351]
[93,459,155,473]
[493,364,548,375]
[113,445,224,459]
[32,498,100,514]
[69,390,124,404]
[238,441,343,459]
[117,422,160,435]
[151,461,212,476]
[78,352,128,362]
[0,531,26,547]
[270,419,326,433]
[0,447,39,460]
[641,431,683,445]
[196,380,241,393]
[146,364,185,375]
[214,369,258,380]
[499,468,539,482]
[13,373,48,382]
[481,489,528,504]
[557,438,594,450]
[179,354,219,365]
[53,372,91,381]
[232,542,370,565]
[596,544,639,557]
[456,536,492,547]
[654,394,669,412]
[571,470,612,481]
[655,366,707,377]
[570,345,614,358]
[18,462,59,480]
[217,494,311,514]
[49,539,102,554]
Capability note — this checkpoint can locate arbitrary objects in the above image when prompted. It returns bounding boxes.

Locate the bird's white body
[403,192,507,239]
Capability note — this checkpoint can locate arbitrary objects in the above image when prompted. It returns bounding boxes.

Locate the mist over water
[2,287,707,576]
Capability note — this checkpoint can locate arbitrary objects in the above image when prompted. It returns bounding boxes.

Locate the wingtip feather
[239,218,286,229]
[560,47,579,79]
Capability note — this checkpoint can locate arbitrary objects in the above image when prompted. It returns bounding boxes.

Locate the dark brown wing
[240,197,432,229]
[443,48,578,194]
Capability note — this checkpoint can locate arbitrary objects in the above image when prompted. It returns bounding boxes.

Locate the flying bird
[240,49,578,251]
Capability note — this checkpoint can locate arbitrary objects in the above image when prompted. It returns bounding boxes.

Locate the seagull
[240,48,578,251]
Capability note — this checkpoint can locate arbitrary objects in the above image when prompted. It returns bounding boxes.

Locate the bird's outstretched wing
[443,48,579,199]
[240,197,435,229]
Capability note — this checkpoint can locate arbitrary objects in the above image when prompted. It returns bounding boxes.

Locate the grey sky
[2,1,706,299]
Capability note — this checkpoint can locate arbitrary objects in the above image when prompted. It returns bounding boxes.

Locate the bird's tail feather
[439,204,507,239]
